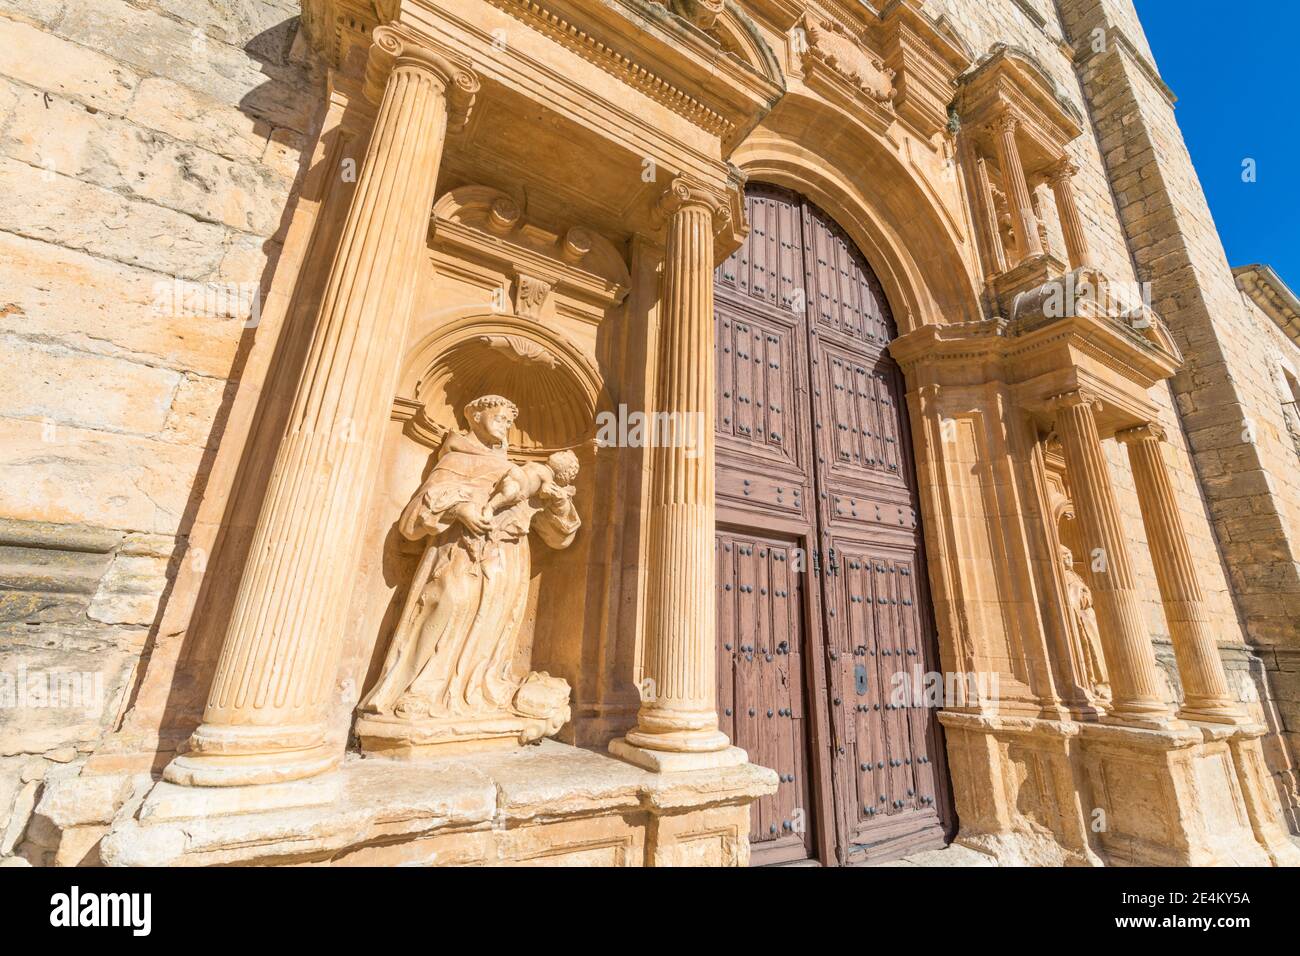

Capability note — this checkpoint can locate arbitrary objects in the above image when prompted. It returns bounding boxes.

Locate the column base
[141,772,342,822]
[609,737,747,773]
[1099,707,1183,732]
[1223,724,1300,866]
[163,743,340,787]
[938,710,1298,866]
[1177,702,1250,726]
[938,711,1102,866]
[622,720,733,754]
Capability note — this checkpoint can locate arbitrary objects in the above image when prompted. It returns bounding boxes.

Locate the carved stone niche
[1041,447,1111,714]
[955,44,1084,300]
[359,318,609,758]
[395,317,603,456]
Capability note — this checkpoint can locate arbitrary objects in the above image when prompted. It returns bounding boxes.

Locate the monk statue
[355,394,581,754]
[1060,545,1111,705]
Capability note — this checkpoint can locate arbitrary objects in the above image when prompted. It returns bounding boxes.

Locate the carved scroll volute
[655,177,732,236]
[364,23,480,131]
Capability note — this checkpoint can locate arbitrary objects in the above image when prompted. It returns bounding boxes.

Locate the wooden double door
[714,184,952,866]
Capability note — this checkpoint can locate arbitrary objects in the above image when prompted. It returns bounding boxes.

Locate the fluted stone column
[611,179,742,772]
[1047,160,1093,270]
[165,26,478,787]
[1053,391,1175,727]
[992,112,1043,263]
[1118,424,1245,723]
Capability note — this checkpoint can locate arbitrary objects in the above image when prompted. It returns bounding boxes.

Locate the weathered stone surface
[159,374,229,448]
[102,741,774,867]
[0,627,138,756]
[0,332,183,437]
[0,518,122,624]
[2,87,291,235]
[127,76,270,166]
[87,534,176,626]
[0,17,139,112]
[0,155,229,279]
[0,417,205,534]
[32,771,135,829]
[56,0,316,134]
[0,232,247,379]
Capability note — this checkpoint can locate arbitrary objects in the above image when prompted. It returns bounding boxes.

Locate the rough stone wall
[1057,0,1300,821]
[0,0,321,861]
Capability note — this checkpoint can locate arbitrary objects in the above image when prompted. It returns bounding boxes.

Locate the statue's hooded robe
[360,430,579,719]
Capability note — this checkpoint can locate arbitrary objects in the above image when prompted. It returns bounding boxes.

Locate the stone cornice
[488,0,785,148]
[488,0,737,138]
[1234,264,1300,349]
[957,42,1084,152]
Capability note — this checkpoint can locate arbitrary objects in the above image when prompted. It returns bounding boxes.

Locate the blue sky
[1135,0,1299,291]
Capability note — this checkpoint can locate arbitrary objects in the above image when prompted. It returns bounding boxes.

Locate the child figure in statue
[483,449,580,525]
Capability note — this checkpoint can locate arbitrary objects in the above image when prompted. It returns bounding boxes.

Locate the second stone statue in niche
[355,394,581,755]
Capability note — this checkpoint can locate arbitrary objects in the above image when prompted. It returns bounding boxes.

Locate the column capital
[364,24,480,129]
[654,177,732,234]
[1116,422,1167,445]
[1049,388,1102,414]
[1046,158,1080,185]
[988,110,1019,136]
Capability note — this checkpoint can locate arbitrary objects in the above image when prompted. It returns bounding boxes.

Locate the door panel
[715,184,950,866]
[716,531,814,865]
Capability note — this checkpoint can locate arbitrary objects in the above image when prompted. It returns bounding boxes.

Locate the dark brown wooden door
[716,531,814,864]
[715,184,951,866]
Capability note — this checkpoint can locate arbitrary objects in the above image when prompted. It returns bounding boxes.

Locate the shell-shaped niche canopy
[403,316,605,458]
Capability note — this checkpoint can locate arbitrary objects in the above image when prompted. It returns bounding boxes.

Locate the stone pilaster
[1052,391,1175,727]
[991,112,1043,262]
[164,25,478,787]
[1118,424,1244,723]
[1047,160,1092,270]
[611,179,742,772]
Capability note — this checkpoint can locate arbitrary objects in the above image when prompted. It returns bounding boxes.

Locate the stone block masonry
[0,0,323,862]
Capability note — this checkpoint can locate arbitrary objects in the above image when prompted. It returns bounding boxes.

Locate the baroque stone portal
[355,395,581,755]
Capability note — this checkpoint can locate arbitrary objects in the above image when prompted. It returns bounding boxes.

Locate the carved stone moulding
[479,0,785,154]
[797,13,897,136]
[876,0,972,139]
[890,289,1178,436]
[395,313,608,459]
[431,185,631,307]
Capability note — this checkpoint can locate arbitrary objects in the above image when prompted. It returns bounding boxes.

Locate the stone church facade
[2,0,1298,866]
